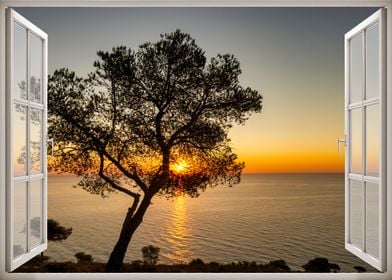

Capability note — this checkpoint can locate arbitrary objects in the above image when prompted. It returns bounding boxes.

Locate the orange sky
[238,153,344,174]
[229,93,346,174]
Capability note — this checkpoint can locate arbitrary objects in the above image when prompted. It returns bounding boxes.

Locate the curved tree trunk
[105,196,151,272]
[105,156,169,272]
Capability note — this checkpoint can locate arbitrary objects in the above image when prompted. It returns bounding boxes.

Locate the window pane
[13,23,27,100]
[13,105,27,177]
[366,182,379,258]
[350,109,362,174]
[30,109,42,174]
[13,181,27,259]
[31,180,42,248]
[350,179,363,249]
[366,23,379,100]
[366,105,379,177]
[30,34,43,103]
[350,33,363,103]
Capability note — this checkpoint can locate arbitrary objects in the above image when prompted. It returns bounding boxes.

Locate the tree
[27,218,72,243]
[141,245,160,266]
[48,29,262,272]
[47,219,73,242]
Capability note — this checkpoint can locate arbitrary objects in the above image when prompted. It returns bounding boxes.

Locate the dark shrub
[45,262,76,272]
[329,263,341,273]
[74,252,93,263]
[142,245,160,266]
[268,260,291,272]
[189,258,205,265]
[48,219,72,242]
[302,257,339,272]
[354,266,367,273]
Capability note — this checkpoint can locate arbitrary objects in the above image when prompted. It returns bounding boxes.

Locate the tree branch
[58,111,149,193]
[167,88,209,147]
[98,152,141,200]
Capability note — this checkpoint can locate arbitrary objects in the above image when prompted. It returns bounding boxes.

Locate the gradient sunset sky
[15,7,379,173]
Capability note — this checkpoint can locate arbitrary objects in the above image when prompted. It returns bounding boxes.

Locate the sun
[171,159,190,175]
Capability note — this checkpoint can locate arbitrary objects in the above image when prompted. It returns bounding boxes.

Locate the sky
[15,7,378,173]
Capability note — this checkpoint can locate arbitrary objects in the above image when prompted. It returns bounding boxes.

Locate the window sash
[344,8,386,272]
[5,8,48,272]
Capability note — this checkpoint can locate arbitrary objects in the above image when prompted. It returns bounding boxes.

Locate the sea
[45,173,376,272]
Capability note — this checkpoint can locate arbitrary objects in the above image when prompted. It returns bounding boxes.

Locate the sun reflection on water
[163,195,191,263]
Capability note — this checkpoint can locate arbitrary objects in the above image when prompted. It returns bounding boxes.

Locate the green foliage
[142,245,160,266]
[74,252,94,263]
[48,219,72,242]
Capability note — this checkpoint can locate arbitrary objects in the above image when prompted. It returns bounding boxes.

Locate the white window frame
[6,8,48,272]
[344,9,387,271]
[0,1,391,280]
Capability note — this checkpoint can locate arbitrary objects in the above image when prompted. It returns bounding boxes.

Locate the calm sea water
[46,173,374,272]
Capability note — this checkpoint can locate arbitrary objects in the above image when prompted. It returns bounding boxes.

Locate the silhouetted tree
[29,218,72,242]
[142,245,160,266]
[47,219,72,242]
[48,29,262,271]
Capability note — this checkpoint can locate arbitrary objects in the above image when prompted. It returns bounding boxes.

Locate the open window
[0,4,390,278]
[6,8,48,271]
[344,8,386,272]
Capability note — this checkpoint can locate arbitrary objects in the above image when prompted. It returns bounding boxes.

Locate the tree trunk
[105,196,150,272]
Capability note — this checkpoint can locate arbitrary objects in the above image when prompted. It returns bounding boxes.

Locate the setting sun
[171,159,190,174]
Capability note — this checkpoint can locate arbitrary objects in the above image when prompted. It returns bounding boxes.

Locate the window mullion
[361,29,367,253]
[26,29,31,253]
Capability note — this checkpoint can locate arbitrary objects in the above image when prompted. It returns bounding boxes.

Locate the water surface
[46,173,374,272]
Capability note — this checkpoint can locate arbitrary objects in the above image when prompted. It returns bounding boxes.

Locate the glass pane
[13,181,27,259]
[350,33,363,103]
[350,109,362,174]
[13,105,27,177]
[366,182,379,258]
[13,23,27,100]
[366,105,379,177]
[30,34,43,103]
[350,179,363,248]
[366,23,380,100]
[30,109,42,174]
[31,180,42,248]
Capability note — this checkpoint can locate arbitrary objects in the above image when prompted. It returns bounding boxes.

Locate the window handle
[47,138,54,156]
[338,136,346,157]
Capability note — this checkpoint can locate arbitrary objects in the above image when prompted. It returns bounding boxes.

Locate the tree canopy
[48,29,262,199]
